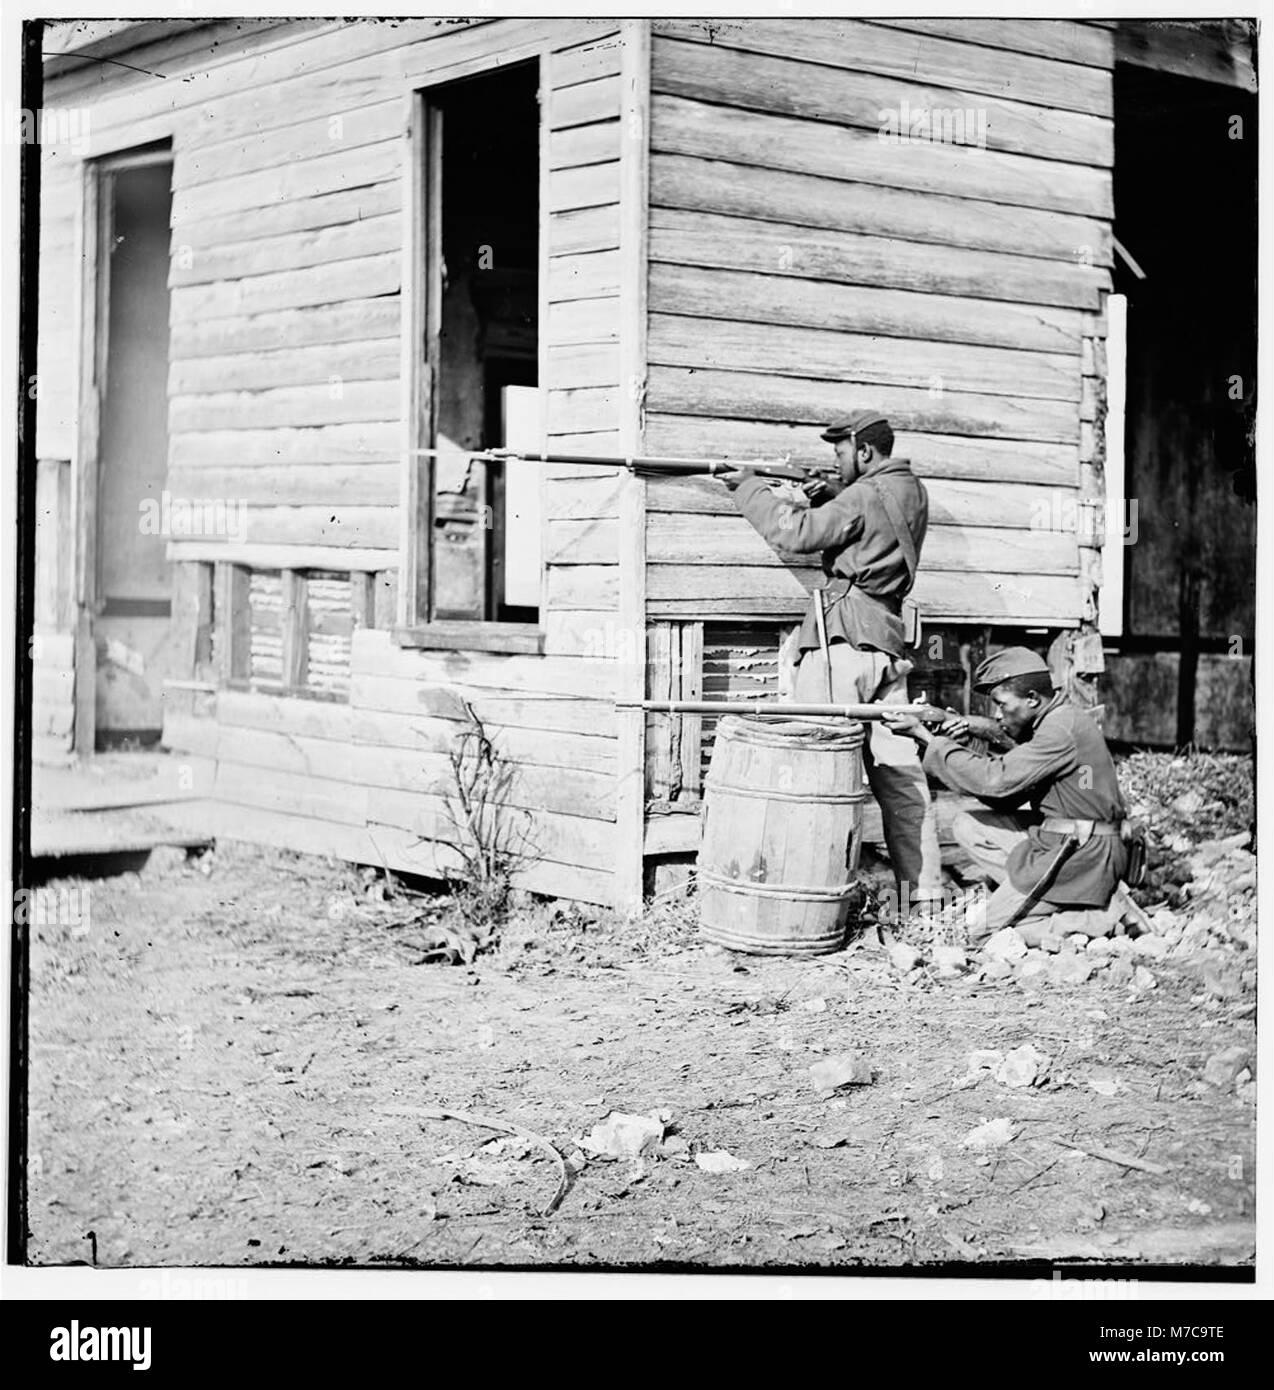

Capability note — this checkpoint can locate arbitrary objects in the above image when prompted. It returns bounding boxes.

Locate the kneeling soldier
[883,647,1129,941]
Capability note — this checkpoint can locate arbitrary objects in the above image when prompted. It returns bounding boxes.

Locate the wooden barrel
[697,716,868,956]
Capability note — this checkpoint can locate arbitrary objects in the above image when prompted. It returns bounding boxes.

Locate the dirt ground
[26,783,1256,1274]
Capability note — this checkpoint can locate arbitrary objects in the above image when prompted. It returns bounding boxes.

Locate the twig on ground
[1046,1137,1169,1176]
[380,1104,571,1215]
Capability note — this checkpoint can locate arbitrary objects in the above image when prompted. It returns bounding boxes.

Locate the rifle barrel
[636,700,934,721]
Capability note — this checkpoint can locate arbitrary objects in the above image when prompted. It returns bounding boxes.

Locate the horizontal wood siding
[40,19,632,905]
[645,19,1113,627]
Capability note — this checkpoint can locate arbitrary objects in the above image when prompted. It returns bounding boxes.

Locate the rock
[809,1053,875,1093]
[967,1049,1004,1074]
[695,1150,751,1174]
[1088,1074,1120,1097]
[932,945,967,978]
[888,942,924,973]
[1065,934,1090,951]
[1016,955,1050,985]
[1049,954,1094,986]
[1086,937,1114,956]
[1131,966,1157,991]
[1202,968,1242,1001]
[797,996,828,1014]
[579,1111,665,1160]
[1203,1046,1251,1090]
[660,1134,690,1157]
[983,927,1028,962]
[962,1117,1018,1150]
[982,959,1014,981]
[1132,934,1169,960]
[996,1043,1051,1089]
[1106,957,1135,986]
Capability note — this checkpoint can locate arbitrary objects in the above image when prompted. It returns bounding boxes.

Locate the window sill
[391,622,545,655]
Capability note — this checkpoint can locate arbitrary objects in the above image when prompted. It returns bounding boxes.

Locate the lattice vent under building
[248,570,283,688]
[305,571,354,698]
[699,622,784,785]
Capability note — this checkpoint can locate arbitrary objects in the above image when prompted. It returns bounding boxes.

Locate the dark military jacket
[732,458,928,658]
[922,694,1129,906]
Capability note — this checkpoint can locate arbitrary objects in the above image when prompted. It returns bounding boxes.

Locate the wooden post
[614,17,652,910]
[215,562,251,684]
[281,568,309,691]
[1177,568,1201,748]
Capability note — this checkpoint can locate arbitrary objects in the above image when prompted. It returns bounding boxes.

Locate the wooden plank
[643,416,1079,485]
[652,18,1112,116]
[549,74,622,128]
[169,299,399,361]
[178,542,393,572]
[548,161,622,213]
[545,475,624,521]
[545,297,621,346]
[168,464,399,507]
[234,506,397,550]
[170,254,401,323]
[217,687,617,773]
[550,121,620,171]
[648,314,1080,401]
[280,570,309,689]
[216,759,368,825]
[169,340,399,395]
[650,208,1108,311]
[368,787,616,872]
[646,566,1083,624]
[171,141,402,224]
[172,98,404,189]
[553,29,624,85]
[872,17,1114,68]
[649,262,1084,355]
[646,475,1080,531]
[549,204,621,256]
[169,422,400,468]
[215,564,251,683]
[544,565,621,611]
[351,627,617,698]
[1116,20,1256,93]
[546,342,621,390]
[547,387,620,434]
[547,249,621,301]
[643,515,1078,575]
[169,215,402,289]
[170,182,402,254]
[652,34,1113,166]
[216,725,615,821]
[647,368,1080,444]
[650,95,1112,218]
[170,381,399,433]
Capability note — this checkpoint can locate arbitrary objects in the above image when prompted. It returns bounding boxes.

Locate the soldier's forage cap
[821,411,889,444]
[972,647,1053,693]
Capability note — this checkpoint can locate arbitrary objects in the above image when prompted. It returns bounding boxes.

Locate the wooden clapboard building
[30,17,1257,906]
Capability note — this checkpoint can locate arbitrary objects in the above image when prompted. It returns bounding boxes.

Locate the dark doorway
[1108,64,1256,748]
[426,62,541,623]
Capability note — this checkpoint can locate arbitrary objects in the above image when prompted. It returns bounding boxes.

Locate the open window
[399,60,545,653]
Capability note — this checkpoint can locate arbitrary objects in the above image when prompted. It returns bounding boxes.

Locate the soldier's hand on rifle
[802,475,845,506]
[937,709,972,740]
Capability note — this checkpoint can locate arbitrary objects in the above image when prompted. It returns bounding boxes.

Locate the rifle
[632,699,950,724]
[410,446,837,487]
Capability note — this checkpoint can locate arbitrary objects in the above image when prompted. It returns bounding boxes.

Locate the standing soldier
[721,410,944,915]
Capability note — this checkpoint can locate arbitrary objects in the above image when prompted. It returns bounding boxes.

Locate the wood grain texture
[650,94,1112,218]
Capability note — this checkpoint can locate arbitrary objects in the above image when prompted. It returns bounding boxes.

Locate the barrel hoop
[698,869,857,902]
[703,776,868,805]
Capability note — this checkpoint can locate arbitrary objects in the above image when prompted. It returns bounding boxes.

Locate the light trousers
[794,641,944,903]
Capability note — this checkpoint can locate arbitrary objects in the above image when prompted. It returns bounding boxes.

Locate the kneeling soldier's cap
[972,647,1053,693]
[821,410,889,444]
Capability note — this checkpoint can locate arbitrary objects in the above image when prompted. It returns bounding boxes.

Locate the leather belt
[1040,817,1122,838]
